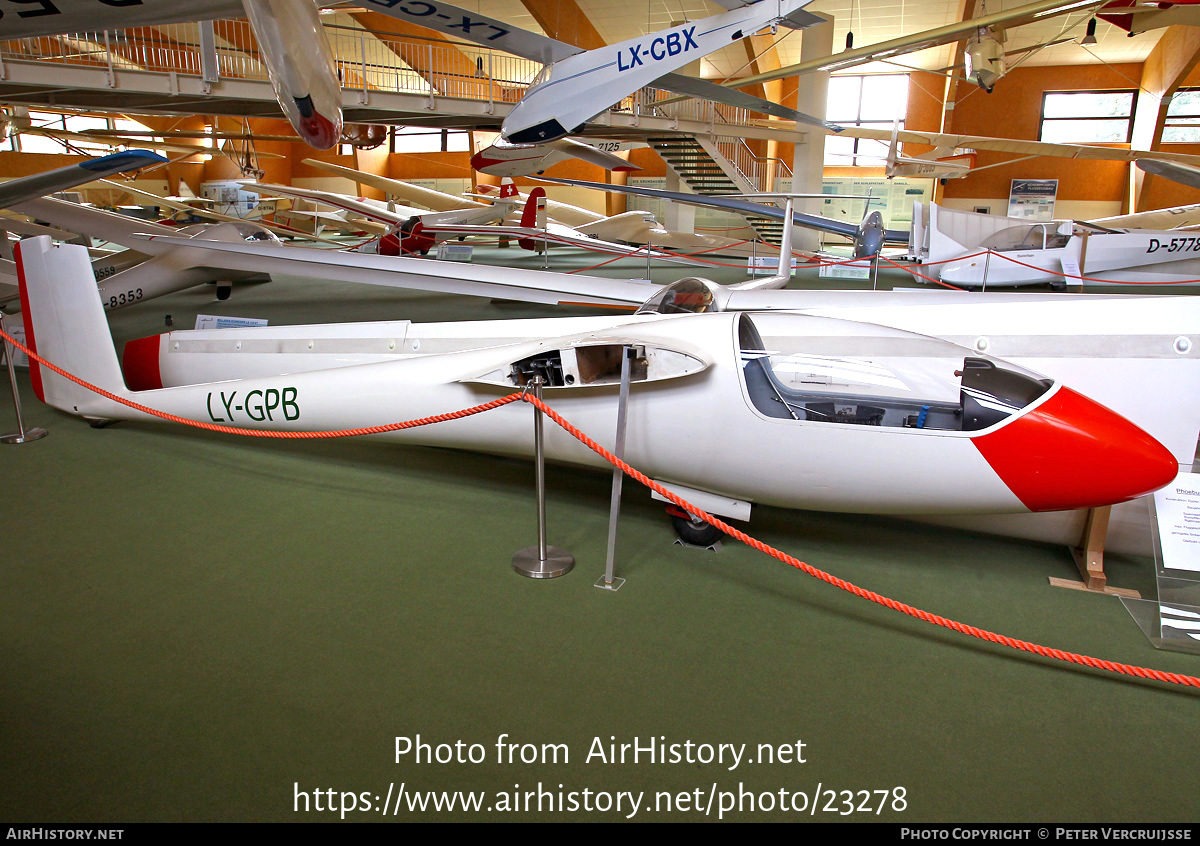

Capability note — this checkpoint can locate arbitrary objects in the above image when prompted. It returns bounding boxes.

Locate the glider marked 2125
[618,27,698,71]
[365,0,509,40]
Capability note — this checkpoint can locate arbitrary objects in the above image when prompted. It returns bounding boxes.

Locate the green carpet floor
[1,249,1198,822]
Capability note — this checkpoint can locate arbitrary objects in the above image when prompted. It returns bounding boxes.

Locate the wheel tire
[216,285,232,301]
[670,513,724,546]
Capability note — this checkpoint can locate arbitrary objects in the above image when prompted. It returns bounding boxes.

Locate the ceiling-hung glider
[0,0,342,149]
[1099,0,1200,34]
[255,182,527,255]
[689,0,1128,95]
[92,179,337,244]
[13,235,1186,551]
[535,176,904,258]
[360,0,840,175]
[297,158,606,229]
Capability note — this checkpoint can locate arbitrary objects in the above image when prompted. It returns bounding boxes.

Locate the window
[12,111,165,154]
[390,126,471,154]
[824,74,908,166]
[1039,90,1136,143]
[1164,89,1200,143]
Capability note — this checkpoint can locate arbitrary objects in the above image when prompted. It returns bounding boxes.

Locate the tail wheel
[666,506,724,546]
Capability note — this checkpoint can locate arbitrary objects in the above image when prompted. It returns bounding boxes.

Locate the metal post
[487,52,494,114]
[871,254,879,290]
[981,249,991,292]
[596,346,633,591]
[0,313,47,445]
[645,233,652,279]
[512,376,573,578]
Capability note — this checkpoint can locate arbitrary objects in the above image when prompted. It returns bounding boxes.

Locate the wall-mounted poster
[1008,179,1058,221]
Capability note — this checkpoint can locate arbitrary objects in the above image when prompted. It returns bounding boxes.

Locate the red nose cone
[299,111,340,150]
[972,386,1179,512]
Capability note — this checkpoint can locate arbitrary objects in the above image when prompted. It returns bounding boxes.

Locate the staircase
[648,135,786,245]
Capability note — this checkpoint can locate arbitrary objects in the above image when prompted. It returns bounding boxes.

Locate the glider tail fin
[14,236,126,416]
[885,121,900,178]
[517,187,547,251]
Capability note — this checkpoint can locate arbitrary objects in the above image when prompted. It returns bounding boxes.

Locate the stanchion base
[1,427,46,444]
[594,575,625,592]
[673,537,722,552]
[512,546,574,579]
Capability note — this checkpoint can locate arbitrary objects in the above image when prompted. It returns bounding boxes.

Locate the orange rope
[521,394,1200,690]
[5,326,1198,689]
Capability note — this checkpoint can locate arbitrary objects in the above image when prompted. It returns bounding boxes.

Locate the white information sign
[4,322,27,368]
[194,315,269,331]
[1153,471,1200,573]
[436,243,474,262]
[818,262,871,280]
[746,256,797,276]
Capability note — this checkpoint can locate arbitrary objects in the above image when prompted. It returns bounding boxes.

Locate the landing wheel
[216,282,232,301]
[668,509,724,546]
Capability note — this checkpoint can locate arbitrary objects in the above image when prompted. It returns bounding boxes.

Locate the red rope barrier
[983,249,1200,286]
[521,394,1200,690]
[5,326,1197,689]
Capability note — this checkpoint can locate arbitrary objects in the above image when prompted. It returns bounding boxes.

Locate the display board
[1007,179,1058,221]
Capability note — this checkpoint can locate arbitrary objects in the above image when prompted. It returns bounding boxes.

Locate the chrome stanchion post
[596,345,633,592]
[981,250,991,293]
[0,312,48,445]
[512,376,574,578]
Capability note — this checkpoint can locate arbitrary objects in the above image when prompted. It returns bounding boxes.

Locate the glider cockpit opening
[981,223,1071,252]
[636,278,722,315]
[736,313,1052,432]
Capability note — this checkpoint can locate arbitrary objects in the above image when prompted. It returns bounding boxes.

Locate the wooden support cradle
[1049,504,1142,598]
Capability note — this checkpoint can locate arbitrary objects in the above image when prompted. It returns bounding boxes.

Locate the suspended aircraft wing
[1137,159,1200,190]
[364,0,833,136]
[0,0,243,36]
[709,0,1108,87]
[256,183,422,227]
[417,222,708,266]
[300,159,491,212]
[21,127,286,159]
[0,150,165,208]
[832,125,1200,166]
[127,234,659,308]
[537,177,910,244]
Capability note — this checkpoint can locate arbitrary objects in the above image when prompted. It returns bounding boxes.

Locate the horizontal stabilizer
[654,73,841,132]
[552,138,641,172]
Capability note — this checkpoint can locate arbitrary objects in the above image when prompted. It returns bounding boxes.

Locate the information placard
[1152,471,1200,573]
[194,314,269,331]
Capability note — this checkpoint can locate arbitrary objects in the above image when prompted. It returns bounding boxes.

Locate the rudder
[15,236,127,416]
